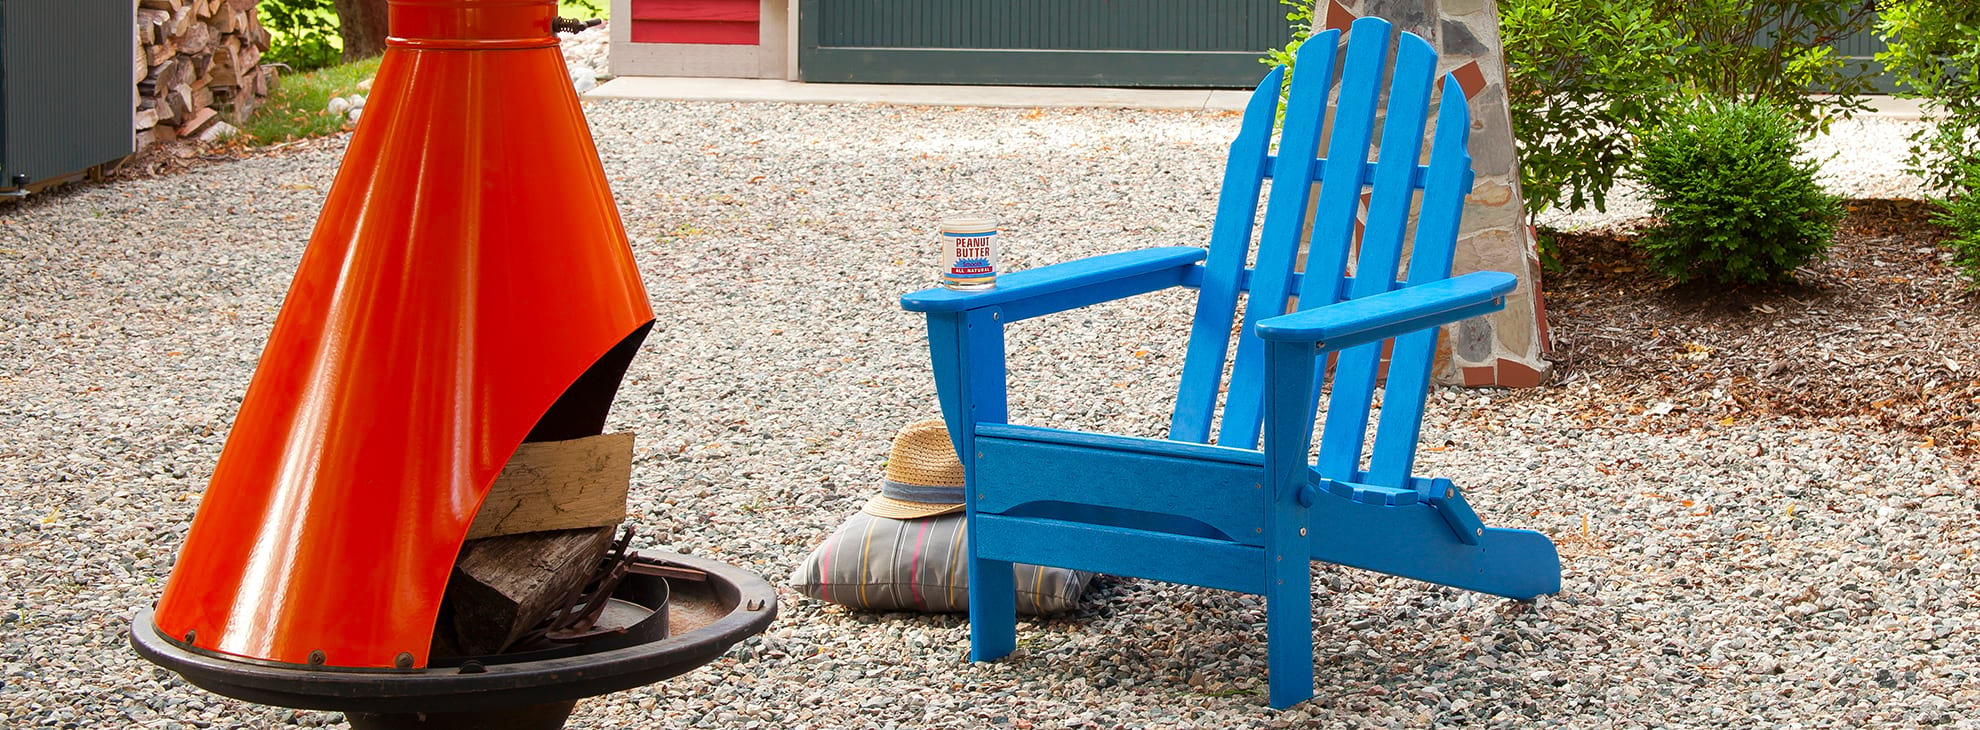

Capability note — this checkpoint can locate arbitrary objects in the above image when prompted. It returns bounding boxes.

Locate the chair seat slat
[975,428,1266,548]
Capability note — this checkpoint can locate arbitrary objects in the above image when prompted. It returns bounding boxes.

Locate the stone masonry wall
[1328,0,1552,387]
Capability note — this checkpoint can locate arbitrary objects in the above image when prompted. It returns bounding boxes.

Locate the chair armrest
[901,247,1207,320]
[1254,271,1516,350]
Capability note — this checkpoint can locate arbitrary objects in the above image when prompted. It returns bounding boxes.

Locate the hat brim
[862,494,965,520]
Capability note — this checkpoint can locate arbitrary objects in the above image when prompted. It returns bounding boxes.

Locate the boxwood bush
[1631,98,1844,284]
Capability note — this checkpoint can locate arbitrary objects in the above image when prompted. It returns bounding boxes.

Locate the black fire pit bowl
[131,550,777,729]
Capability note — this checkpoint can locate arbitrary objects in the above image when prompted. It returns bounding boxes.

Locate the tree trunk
[333,0,389,61]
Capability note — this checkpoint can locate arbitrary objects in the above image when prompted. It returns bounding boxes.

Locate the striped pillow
[789,511,1095,615]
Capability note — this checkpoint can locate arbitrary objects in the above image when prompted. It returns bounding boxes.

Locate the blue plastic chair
[900,17,1561,709]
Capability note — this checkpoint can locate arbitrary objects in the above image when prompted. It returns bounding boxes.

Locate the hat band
[879,479,964,506]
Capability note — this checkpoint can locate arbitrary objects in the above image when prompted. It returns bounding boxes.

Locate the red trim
[631,19,758,45]
[630,0,758,22]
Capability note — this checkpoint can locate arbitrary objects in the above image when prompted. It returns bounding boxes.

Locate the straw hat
[862,420,966,519]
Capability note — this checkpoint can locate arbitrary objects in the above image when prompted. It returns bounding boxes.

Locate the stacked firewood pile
[134,0,273,147]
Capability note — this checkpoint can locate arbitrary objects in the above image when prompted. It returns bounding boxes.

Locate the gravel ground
[2,94,1976,729]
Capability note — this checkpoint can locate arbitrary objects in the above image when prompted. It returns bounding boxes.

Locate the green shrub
[1631,98,1844,284]
[1261,0,1313,75]
[1877,0,1980,193]
[258,0,609,73]
[560,0,608,18]
[1646,0,1881,130]
[1879,0,1980,283]
[1931,156,1980,285]
[1497,0,1878,220]
[259,0,342,73]
[1938,191,1980,284]
[1501,0,1682,217]
[1262,0,1876,229]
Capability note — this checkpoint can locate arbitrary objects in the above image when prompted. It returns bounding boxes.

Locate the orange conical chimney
[150,0,652,670]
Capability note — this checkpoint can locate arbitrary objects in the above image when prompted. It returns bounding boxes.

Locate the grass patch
[240,56,383,145]
[245,2,601,143]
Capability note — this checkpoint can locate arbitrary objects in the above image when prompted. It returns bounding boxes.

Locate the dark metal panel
[2,0,135,192]
[802,48,1276,88]
[800,0,1291,88]
[1833,23,1895,93]
[815,0,1284,51]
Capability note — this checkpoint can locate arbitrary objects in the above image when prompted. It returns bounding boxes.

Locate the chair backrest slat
[1212,25,1347,450]
[1363,79,1474,486]
[1167,16,1475,490]
[1170,66,1285,445]
[1312,31,1438,481]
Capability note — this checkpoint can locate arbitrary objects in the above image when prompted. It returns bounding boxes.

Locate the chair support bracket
[1421,476,1484,546]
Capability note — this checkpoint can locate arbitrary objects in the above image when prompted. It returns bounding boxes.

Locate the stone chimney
[1326,0,1552,387]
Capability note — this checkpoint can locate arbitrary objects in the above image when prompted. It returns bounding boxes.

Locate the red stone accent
[1457,359,1549,388]
[1494,359,1546,388]
[1449,61,1486,99]
[1326,0,1358,32]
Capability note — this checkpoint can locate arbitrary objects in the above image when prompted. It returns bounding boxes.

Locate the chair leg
[968,556,1017,662]
[1262,339,1320,708]
[1264,538,1316,709]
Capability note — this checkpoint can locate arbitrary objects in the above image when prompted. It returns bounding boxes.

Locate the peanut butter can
[939,216,999,290]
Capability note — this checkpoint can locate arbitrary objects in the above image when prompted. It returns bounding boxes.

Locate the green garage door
[798,0,1292,88]
[1834,25,1896,93]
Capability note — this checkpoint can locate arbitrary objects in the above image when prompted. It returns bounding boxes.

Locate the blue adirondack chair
[899,16,1560,709]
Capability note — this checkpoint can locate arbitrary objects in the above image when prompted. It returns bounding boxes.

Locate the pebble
[560,23,610,91]
[0,74,1970,730]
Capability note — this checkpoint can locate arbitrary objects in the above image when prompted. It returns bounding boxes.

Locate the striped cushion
[789,512,1094,615]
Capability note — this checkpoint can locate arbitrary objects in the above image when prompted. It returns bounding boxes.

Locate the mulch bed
[1515,199,1980,452]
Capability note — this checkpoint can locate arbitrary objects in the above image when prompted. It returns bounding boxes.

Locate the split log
[168,6,195,37]
[465,432,635,540]
[132,0,272,132]
[439,526,617,658]
[427,432,641,657]
[178,20,212,55]
[137,9,170,46]
[144,42,174,66]
[188,52,214,86]
[164,83,195,122]
[176,107,218,138]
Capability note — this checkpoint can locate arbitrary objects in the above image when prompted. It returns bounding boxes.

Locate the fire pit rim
[130,550,777,714]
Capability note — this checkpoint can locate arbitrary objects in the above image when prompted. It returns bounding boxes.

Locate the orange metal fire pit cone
[148,0,652,670]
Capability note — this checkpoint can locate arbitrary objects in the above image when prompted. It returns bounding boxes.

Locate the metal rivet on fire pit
[394,652,415,669]
[308,650,326,667]
[183,630,195,644]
